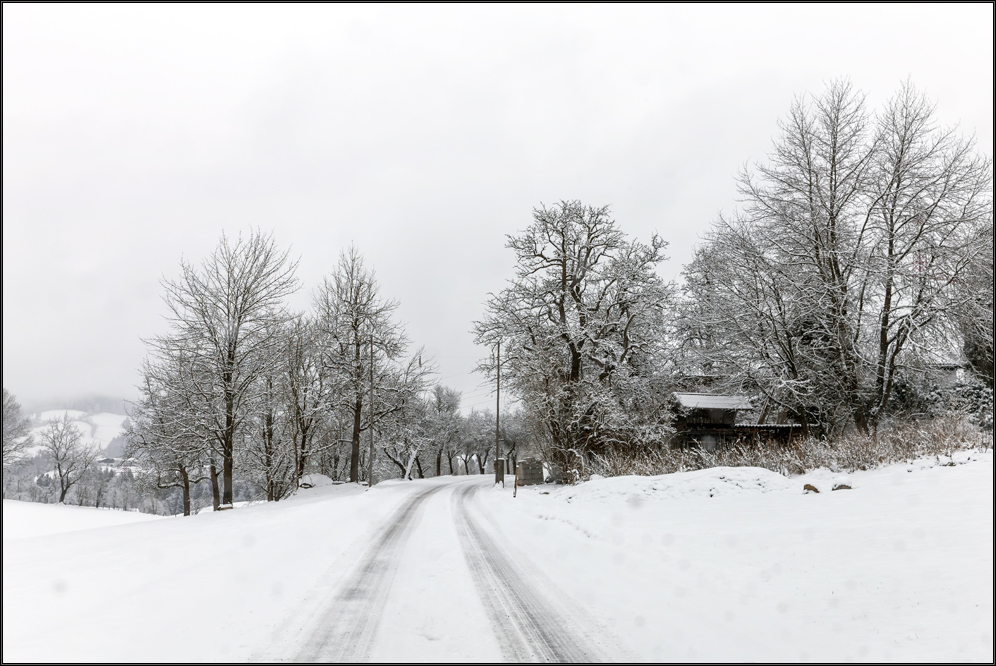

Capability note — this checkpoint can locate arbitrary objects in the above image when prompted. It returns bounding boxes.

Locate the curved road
[291,478,601,662]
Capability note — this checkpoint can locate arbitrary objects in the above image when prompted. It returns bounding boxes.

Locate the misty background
[3,4,993,412]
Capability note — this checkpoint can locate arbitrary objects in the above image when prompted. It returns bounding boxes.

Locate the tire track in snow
[454,483,600,663]
[295,484,443,662]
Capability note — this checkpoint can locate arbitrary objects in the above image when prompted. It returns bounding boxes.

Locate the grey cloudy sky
[3,4,993,411]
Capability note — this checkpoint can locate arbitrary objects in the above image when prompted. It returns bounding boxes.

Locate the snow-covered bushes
[946,380,994,431]
[587,414,992,480]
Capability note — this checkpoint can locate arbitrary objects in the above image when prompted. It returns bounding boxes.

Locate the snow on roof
[673,393,753,410]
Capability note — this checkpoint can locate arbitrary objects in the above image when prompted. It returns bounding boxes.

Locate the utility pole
[368,334,375,488]
[495,340,502,486]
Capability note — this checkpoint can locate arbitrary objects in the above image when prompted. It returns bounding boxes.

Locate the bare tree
[282,316,341,487]
[314,246,410,484]
[2,388,33,469]
[240,353,296,502]
[683,80,993,435]
[446,408,493,475]
[474,201,675,473]
[455,410,482,475]
[497,408,530,473]
[157,230,299,506]
[378,351,436,479]
[469,410,496,474]
[427,385,461,475]
[380,396,430,479]
[83,468,115,509]
[952,220,994,383]
[127,356,210,516]
[41,413,99,503]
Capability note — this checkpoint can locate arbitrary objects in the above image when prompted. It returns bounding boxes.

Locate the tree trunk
[349,396,363,483]
[222,452,234,506]
[209,463,221,511]
[223,385,236,506]
[296,423,311,486]
[293,427,300,490]
[181,467,191,516]
[264,405,277,501]
[756,399,771,425]
[851,404,870,436]
[415,455,424,479]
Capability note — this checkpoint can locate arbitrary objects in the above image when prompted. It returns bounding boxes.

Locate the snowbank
[548,447,994,502]
[298,473,336,489]
[557,465,795,505]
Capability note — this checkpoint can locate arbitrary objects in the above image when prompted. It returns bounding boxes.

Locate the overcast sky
[3,4,993,412]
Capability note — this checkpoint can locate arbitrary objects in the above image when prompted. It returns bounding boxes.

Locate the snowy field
[2,451,992,662]
[2,500,162,540]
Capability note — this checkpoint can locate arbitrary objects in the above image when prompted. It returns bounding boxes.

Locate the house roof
[734,423,799,429]
[673,392,753,410]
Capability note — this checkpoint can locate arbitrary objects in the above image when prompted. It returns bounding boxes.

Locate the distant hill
[21,394,130,416]
[26,410,131,458]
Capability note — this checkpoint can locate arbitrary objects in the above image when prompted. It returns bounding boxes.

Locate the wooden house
[671,392,801,450]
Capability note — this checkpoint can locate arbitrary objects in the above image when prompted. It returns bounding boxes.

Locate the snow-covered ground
[478,449,993,662]
[3,451,992,662]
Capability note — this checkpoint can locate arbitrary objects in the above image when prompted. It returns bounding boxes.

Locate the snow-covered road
[270,478,601,662]
[3,451,993,662]
[452,482,600,662]
[294,484,445,661]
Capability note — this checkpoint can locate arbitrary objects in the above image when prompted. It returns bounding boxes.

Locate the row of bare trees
[680,80,993,437]
[377,385,531,479]
[127,235,526,515]
[475,81,992,476]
